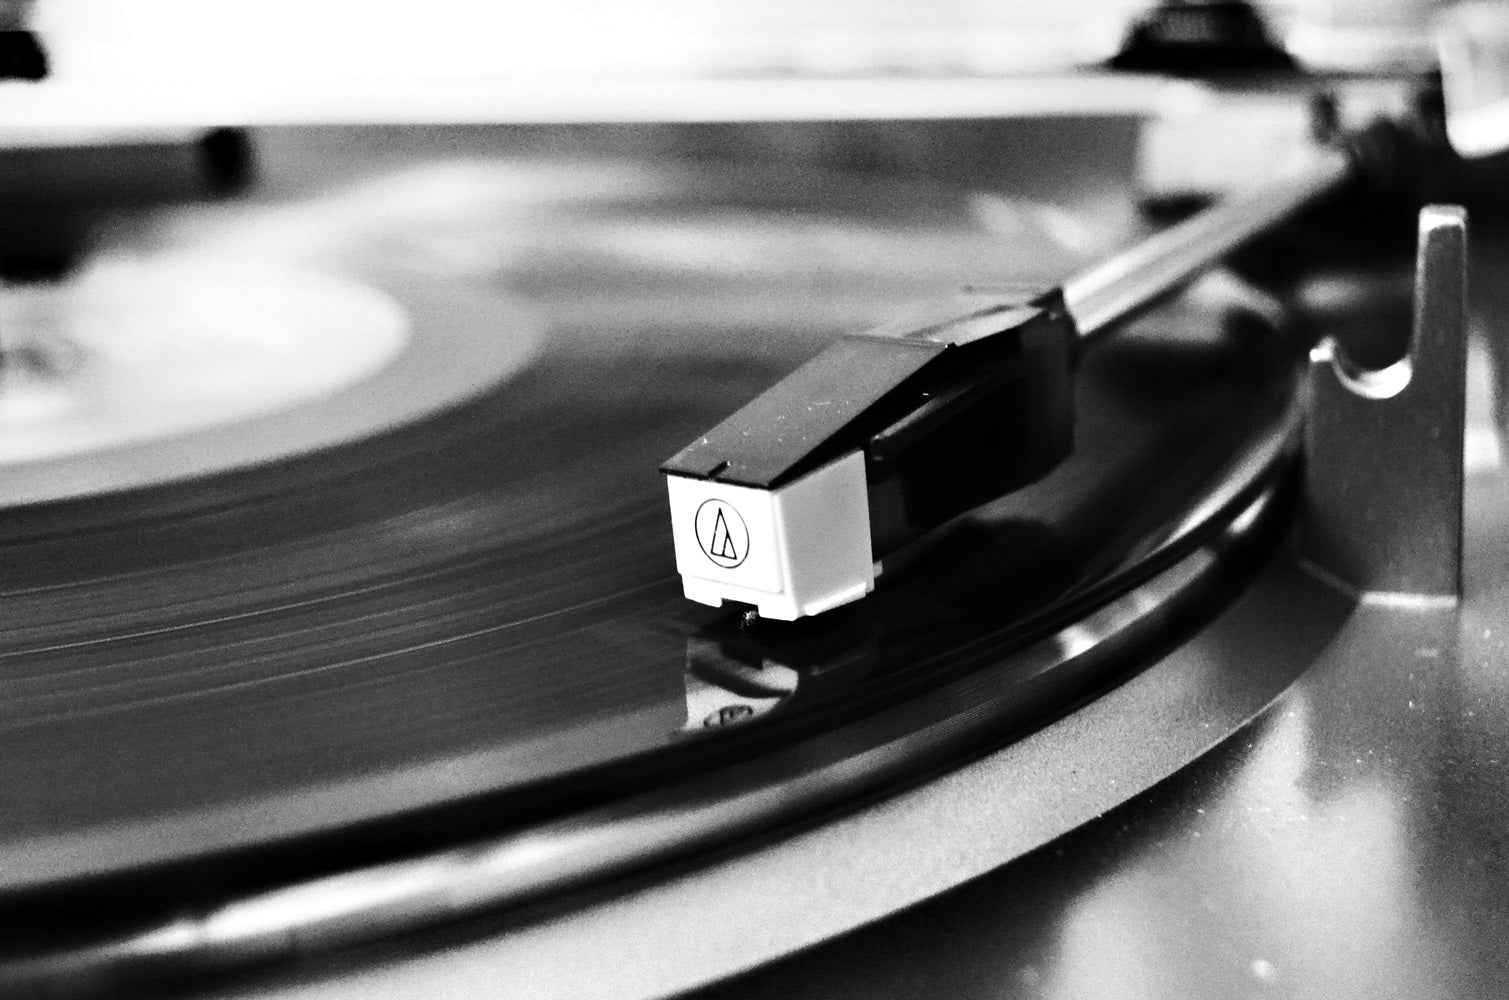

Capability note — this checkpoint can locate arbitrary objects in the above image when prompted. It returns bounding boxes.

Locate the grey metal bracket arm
[1302,205,1469,601]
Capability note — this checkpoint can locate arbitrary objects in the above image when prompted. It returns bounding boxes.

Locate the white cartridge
[664,451,874,621]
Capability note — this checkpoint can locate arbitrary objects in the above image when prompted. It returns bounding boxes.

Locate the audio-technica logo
[693,499,749,568]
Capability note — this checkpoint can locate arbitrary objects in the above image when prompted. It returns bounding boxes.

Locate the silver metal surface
[1303,205,1468,598]
[1063,147,1354,341]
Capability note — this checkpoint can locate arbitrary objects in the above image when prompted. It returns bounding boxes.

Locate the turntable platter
[0,128,1301,970]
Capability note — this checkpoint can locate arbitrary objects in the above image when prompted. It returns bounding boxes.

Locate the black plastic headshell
[662,287,1079,560]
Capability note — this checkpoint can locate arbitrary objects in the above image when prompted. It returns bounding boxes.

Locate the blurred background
[15,0,1452,79]
[0,0,1460,127]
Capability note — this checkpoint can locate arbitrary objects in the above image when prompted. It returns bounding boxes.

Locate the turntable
[2,3,1508,998]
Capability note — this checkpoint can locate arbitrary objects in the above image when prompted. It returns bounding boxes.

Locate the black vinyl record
[0,129,1300,957]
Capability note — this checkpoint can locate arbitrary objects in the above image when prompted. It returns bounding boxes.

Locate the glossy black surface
[0,126,1298,910]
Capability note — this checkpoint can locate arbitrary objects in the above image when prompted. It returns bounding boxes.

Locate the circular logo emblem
[694,499,749,569]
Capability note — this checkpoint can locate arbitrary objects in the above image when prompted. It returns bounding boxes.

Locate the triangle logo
[694,499,749,569]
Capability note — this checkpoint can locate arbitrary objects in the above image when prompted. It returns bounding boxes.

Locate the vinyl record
[0,129,1302,982]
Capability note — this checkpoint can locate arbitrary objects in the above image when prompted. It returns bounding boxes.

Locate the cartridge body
[662,288,1077,619]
